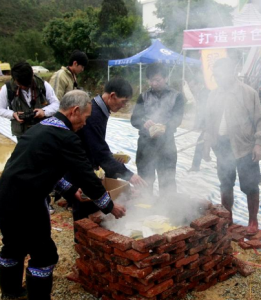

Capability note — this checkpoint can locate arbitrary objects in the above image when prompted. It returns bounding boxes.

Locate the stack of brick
[68,203,245,299]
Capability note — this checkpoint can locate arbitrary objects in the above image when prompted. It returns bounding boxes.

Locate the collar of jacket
[93,95,110,118]
[54,111,73,130]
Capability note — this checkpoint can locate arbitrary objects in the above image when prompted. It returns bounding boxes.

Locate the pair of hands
[75,188,126,219]
[13,108,45,123]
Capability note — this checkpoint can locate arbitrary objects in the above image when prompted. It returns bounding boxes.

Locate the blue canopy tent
[108,40,201,92]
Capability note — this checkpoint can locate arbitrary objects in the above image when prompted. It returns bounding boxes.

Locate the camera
[19,111,36,121]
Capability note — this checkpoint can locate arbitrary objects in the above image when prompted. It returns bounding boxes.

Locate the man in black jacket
[131,63,184,196]
[0,90,125,300]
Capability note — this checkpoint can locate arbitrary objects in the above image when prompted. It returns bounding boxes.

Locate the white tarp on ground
[0,116,260,227]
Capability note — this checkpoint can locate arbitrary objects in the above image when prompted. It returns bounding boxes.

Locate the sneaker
[48,204,55,215]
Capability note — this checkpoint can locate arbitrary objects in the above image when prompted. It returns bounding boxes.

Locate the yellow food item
[94,167,105,179]
[113,152,131,164]
[134,204,152,209]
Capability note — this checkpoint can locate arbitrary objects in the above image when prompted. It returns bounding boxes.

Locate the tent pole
[182,0,191,92]
[108,66,110,81]
[139,63,142,94]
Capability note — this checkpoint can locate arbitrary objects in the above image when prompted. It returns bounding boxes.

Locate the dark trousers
[213,136,260,195]
[0,203,59,268]
[191,131,204,169]
[136,136,177,196]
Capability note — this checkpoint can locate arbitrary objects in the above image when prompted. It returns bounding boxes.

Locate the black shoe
[2,287,27,299]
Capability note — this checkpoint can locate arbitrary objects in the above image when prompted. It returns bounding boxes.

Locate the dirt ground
[0,130,261,300]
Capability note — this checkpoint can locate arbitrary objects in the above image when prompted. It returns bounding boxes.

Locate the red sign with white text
[183,25,261,49]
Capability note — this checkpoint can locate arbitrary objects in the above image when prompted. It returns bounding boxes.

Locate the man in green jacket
[49,50,88,101]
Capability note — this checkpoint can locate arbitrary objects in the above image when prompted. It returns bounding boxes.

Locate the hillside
[0,0,103,36]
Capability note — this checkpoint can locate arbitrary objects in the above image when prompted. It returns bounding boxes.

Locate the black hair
[11,62,33,87]
[146,63,168,79]
[104,78,133,98]
[68,50,88,67]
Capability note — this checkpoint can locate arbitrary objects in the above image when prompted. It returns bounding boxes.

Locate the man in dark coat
[131,63,184,196]
[66,78,146,221]
[0,90,125,300]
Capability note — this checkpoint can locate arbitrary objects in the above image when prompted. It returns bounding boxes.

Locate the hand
[252,145,261,162]
[144,120,155,130]
[75,188,91,202]
[13,112,24,123]
[129,174,147,187]
[33,108,45,119]
[111,203,126,219]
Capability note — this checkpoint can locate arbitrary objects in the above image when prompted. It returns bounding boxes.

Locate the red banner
[183,25,261,49]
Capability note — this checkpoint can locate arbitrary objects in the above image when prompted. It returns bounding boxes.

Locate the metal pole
[139,63,142,94]
[108,66,110,81]
[182,0,191,92]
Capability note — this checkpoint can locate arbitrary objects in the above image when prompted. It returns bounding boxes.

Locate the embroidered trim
[40,117,70,130]
[54,178,72,194]
[93,191,110,209]
[0,257,18,267]
[28,265,55,278]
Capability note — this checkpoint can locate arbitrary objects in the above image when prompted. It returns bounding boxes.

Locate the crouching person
[0,90,125,300]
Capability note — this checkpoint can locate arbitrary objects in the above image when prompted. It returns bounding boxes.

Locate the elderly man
[204,58,261,235]
[0,90,125,300]
[64,78,146,221]
[0,62,59,138]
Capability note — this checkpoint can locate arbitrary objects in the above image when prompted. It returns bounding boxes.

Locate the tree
[155,0,233,52]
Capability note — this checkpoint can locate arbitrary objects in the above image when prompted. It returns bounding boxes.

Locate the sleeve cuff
[93,191,114,214]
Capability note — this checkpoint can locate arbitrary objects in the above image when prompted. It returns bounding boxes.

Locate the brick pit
[68,200,245,299]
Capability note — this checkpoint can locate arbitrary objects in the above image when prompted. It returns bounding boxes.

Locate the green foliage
[155,0,233,52]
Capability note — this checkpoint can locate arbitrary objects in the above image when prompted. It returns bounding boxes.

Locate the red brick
[87,227,113,242]
[185,240,199,250]
[112,293,126,300]
[102,296,113,300]
[88,238,113,254]
[75,232,89,247]
[204,269,223,282]
[74,243,95,259]
[66,271,81,283]
[111,255,132,266]
[101,271,118,283]
[92,259,108,273]
[134,253,170,268]
[109,282,134,295]
[215,256,233,270]
[227,224,242,232]
[188,243,208,255]
[174,246,186,254]
[211,204,231,218]
[190,214,220,230]
[245,239,261,249]
[74,218,99,234]
[114,248,150,262]
[189,255,212,270]
[106,233,134,251]
[132,235,166,253]
[119,277,155,292]
[175,254,199,268]
[137,266,171,285]
[187,229,213,242]
[159,282,185,299]
[248,230,261,240]
[194,278,218,291]
[233,226,247,234]
[201,255,222,271]
[139,279,173,298]
[213,218,230,231]
[190,270,211,282]
[160,252,185,267]
[128,296,157,300]
[157,267,183,284]
[123,274,136,284]
[81,283,101,298]
[164,227,195,243]
[238,241,252,250]
[117,265,153,279]
[230,232,244,242]
[155,241,185,254]
[76,258,90,276]
[219,267,237,281]
[232,257,255,277]
[175,268,198,282]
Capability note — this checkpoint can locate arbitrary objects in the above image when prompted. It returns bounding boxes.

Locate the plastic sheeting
[0,115,260,226]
